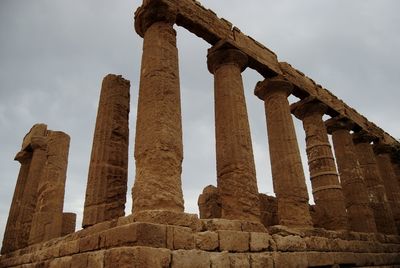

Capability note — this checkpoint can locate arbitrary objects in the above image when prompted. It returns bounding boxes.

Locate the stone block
[241,221,267,232]
[272,252,308,268]
[48,256,72,268]
[59,240,79,256]
[306,252,334,267]
[166,226,195,250]
[104,246,171,268]
[273,235,306,252]
[332,252,357,266]
[117,214,135,226]
[304,236,331,252]
[249,232,272,252]
[133,210,202,231]
[87,251,105,268]
[171,249,210,268]
[101,222,166,248]
[79,234,100,252]
[268,225,304,236]
[249,253,273,268]
[70,253,89,267]
[202,219,242,231]
[229,253,250,268]
[195,231,219,251]
[210,252,230,268]
[218,230,249,252]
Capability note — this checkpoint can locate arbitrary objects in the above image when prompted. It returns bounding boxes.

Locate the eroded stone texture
[1,151,33,254]
[259,194,278,227]
[198,185,221,219]
[292,98,348,231]
[207,44,260,222]
[374,144,400,233]
[255,77,312,228]
[83,74,130,228]
[62,213,77,236]
[29,131,70,244]
[326,118,377,233]
[132,2,184,213]
[353,132,397,235]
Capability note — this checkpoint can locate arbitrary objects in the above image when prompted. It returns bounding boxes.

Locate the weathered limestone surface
[207,43,260,222]
[374,144,400,233]
[259,194,278,227]
[255,77,312,228]
[62,213,77,237]
[29,131,71,244]
[292,98,348,231]
[83,74,130,228]
[353,132,398,235]
[1,151,32,254]
[16,136,48,250]
[198,185,221,219]
[326,118,377,233]
[132,3,184,213]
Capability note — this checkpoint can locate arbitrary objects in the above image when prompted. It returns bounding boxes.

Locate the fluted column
[1,151,32,254]
[291,98,348,230]
[83,74,130,227]
[29,131,71,244]
[18,137,48,249]
[255,77,312,228]
[207,44,260,222]
[132,2,184,213]
[374,144,400,232]
[352,132,397,234]
[326,118,377,233]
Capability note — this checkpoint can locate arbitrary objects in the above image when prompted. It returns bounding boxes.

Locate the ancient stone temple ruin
[1,0,400,267]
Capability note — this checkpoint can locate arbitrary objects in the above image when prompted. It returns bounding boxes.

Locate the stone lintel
[254,76,293,101]
[290,96,328,120]
[325,116,358,134]
[352,130,379,145]
[207,40,248,74]
[134,0,178,37]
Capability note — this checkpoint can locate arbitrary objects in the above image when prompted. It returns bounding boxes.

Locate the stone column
[326,118,377,233]
[291,98,348,230]
[207,45,260,221]
[29,132,71,244]
[61,213,77,236]
[255,77,312,228]
[18,137,48,249]
[1,151,32,254]
[132,3,184,213]
[83,74,130,227]
[353,133,397,234]
[374,144,400,232]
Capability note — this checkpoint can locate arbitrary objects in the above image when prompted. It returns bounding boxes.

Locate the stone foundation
[1,216,400,267]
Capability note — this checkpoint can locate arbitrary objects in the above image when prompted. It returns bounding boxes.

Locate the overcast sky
[1,0,399,246]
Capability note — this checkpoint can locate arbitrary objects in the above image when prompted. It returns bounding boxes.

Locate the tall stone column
[132,3,184,213]
[255,77,312,228]
[83,74,130,227]
[207,44,260,222]
[352,132,397,234]
[326,118,377,233]
[17,137,48,249]
[291,98,348,230]
[29,132,71,244]
[1,151,32,254]
[374,144,400,232]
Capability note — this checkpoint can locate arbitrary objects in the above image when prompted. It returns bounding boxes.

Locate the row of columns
[2,125,75,254]
[82,1,400,238]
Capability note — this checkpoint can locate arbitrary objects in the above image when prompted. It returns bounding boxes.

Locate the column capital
[30,136,47,151]
[352,130,378,145]
[325,116,356,134]
[134,1,178,37]
[291,97,328,120]
[373,143,394,155]
[207,45,248,74]
[14,151,32,164]
[254,76,293,101]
